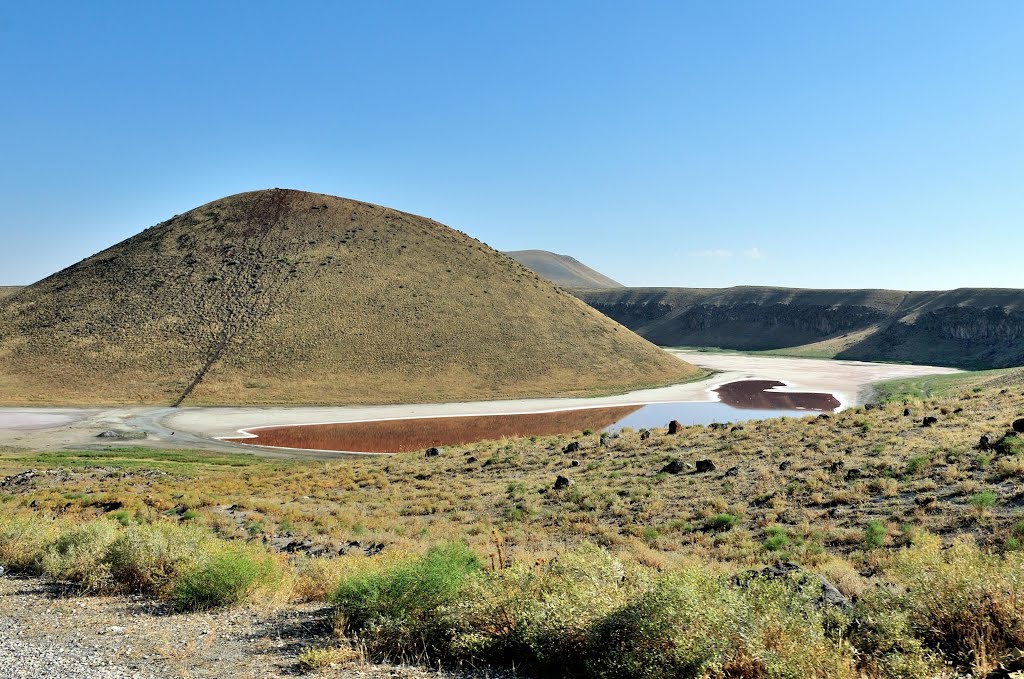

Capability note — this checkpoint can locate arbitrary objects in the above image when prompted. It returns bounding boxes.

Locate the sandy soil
[0,352,958,456]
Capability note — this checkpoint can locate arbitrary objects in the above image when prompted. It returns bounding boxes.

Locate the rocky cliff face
[576,287,1024,369]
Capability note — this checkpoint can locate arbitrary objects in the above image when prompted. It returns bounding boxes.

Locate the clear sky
[1,2,1021,290]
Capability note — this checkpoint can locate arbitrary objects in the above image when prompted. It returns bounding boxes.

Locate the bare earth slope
[504,249,622,288]
[0,190,696,405]
[576,286,1024,369]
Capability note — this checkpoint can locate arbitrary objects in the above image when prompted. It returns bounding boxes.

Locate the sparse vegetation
[3,374,1024,675]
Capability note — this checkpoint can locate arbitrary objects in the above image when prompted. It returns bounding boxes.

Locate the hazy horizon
[1,2,1022,290]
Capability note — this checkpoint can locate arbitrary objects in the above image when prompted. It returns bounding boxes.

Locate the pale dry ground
[0,353,958,456]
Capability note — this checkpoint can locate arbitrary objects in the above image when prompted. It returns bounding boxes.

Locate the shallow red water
[224,380,840,454]
[224,404,644,453]
[714,380,839,411]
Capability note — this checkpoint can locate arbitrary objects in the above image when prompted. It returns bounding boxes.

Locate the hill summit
[0,190,696,405]
[503,250,623,289]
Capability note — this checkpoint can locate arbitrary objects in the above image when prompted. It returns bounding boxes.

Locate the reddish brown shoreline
[224,404,644,453]
[714,380,839,411]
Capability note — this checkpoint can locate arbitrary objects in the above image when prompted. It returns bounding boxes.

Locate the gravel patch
[0,574,517,678]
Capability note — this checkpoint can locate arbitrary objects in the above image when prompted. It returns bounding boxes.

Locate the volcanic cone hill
[0,190,697,405]
[503,250,622,289]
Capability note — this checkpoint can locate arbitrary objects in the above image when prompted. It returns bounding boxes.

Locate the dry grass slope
[0,190,696,405]
[505,250,623,288]
[0,287,23,300]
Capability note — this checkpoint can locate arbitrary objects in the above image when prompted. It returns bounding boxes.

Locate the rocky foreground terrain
[0,573,508,679]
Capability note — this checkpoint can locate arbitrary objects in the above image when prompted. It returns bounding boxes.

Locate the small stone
[922,416,938,427]
[424,447,442,457]
[779,460,792,471]
[695,459,716,473]
[563,441,582,453]
[553,475,573,490]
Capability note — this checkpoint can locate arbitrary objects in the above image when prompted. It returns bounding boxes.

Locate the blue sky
[1,2,1021,289]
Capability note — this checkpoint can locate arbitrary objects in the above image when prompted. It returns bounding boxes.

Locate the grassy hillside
[505,249,623,288]
[577,286,1024,369]
[0,286,23,299]
[3,371,1024,676]
[0,190,697,405]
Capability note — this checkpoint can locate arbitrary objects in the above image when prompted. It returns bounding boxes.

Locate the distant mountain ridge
[575,286,1024,369]
[0,287,23,299]
[0,190,697,406]
[504,250,622,289]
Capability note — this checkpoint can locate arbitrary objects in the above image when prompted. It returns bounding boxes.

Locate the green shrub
[0,516,52,573]
[969,491,997,510]
[706,513,738,532]
[904,456,929,476]
[331,543,479,657]
[864,520,886,549]
[447,544,645,672]
[847,588,941,679]
[40,520,118,590]
[104,522,205,595]
[883,536,1024,675]
[586,568,856,678]
[173,545,277,610]
[763,525,790,552]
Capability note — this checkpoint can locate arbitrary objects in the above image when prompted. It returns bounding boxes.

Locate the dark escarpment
[575,286,1024,369]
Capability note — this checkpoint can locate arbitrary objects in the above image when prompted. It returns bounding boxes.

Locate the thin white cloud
[744,247,763,260]
[689,249,733,258]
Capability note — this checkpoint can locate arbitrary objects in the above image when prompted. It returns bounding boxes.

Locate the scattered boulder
[96,430,147,440]
[979,433,996,450]
[660,459,685,474]
[731,562,849,609]
[599,433,610,446]
[708,423,726,431]
[668,420,683,434]
[922,416,938,427]
[778,460,792,471]
[414,473,432,481]
[731,425,744,432]
[0,470,37,491]
[639,429,651,441]
[844,468,862,481]
[695,459,716,473]
[903,408,912,417]
[1014,418,1024,434]
[725,466,739,477]
[553,475,573,490]
[570,459,581,468]
[816,414,832,422]
[864,403,878,411]
[425,447,442,457]
[466,456,477,464]
[828,460,845,474]
[563,441,582,454]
